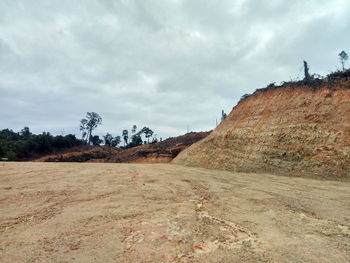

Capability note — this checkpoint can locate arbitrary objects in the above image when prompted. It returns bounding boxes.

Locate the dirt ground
[34,131,210,164]
[0,163,349,263]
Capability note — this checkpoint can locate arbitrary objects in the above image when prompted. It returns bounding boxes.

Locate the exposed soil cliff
[36,131,210,163]
[174,76,350,178]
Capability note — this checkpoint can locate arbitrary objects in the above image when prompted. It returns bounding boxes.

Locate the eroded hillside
[36,131,210,163]
[174,76,350,178]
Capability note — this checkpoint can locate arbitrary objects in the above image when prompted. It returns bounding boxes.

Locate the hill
[35,131,210,163]
[174,71,350,178]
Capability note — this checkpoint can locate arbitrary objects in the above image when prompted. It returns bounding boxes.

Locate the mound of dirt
[174,76,350,178]
[107,131,210,163]
[36,131,210,163]
[35,146,122,162]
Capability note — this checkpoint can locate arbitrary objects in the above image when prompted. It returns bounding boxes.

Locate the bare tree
[221,110,227,122]
[303,61,310,82]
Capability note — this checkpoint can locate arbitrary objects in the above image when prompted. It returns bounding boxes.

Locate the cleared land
[0,163,349,262]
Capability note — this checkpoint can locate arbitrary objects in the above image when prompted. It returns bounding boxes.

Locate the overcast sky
[1,0,349,139]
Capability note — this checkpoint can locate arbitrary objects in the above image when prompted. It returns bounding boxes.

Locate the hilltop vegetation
[239,67,350,104]
[0,114,165,161]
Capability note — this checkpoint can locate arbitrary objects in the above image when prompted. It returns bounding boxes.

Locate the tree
[104,133,121,147]
[141,127,154,143]
[20,127,31,138]
[103,133,113,146]
[80,112,102,145]
[111,136,121,147]
[131,125,137,134]
[339,51,348,70]
[122,130,129,146]
[5,151,17,161]
[151,135,158,143]
[0,128,83,160]
[91,135,102,146]
[0,143,5,157]
[303,60,310,82]
[127,134,143,148]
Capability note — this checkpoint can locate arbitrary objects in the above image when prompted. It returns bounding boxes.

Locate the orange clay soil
[174,79,350,178]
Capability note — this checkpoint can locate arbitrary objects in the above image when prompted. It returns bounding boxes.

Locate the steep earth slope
[174,75,350,178]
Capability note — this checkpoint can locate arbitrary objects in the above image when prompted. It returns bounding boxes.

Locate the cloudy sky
[1,0,349,139]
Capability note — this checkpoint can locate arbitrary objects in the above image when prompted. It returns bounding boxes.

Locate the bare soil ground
[0,162,349,262]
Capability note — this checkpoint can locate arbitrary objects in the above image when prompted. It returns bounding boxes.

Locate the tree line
[0,113,160,160]
[79,112,158,149]
[0,127,83,161]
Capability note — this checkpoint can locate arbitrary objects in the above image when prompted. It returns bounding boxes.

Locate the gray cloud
[1,0,349,139]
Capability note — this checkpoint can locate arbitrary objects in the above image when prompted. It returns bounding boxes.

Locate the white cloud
[0,0,349,138]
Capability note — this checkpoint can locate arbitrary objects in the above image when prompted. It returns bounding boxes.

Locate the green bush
[0,128,84,160]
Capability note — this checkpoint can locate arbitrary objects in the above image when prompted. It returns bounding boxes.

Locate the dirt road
[0,163,349,262]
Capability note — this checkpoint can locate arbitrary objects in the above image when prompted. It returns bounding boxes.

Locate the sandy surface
[0,162,349,262]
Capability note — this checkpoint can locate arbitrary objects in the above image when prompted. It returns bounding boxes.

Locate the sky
[1,0,349,139]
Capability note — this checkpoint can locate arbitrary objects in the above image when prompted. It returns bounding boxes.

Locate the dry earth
[34,131,210,164]
[175,80,350,178]
[0,162,349,262]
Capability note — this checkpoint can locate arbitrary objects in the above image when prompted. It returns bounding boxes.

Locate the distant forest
[0,127,83,161]
[0,122,159,161]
